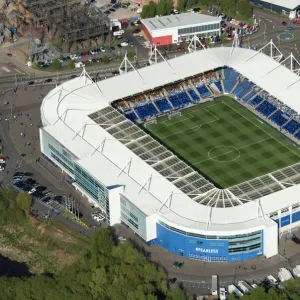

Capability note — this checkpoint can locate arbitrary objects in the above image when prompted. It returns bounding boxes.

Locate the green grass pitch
[146,96,300,188]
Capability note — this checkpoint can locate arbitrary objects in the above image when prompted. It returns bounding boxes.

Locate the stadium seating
[196,85,211,98]
[169,92,192,108]
[294,130,300,140]
[223,68,239,93]
[187,89,200,102]
[216,68,223,79]
[269,110,289,127]
[214,81,223,93]
[155,98,172,113]
[232,79,254,99]
[125,111,138,122]
[134,103,158,120]
[249,95,264,107]
[256,100,277,117]
[283,119,300,135]
[242,90,257,103]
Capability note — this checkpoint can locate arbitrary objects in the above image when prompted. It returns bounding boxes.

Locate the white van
[113,30,124,36]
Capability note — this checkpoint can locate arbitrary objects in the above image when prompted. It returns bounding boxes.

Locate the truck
[278,268,293,282]
[267,275,278,285]
[228,284,244,297]
[211,275,218,296]
[292,265,300,277]
[237,281,253,294]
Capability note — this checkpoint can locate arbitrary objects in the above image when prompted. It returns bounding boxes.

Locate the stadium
[40,44,300,263]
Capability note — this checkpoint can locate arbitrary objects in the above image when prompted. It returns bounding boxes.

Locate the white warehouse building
[142,13,221,46]
[40,46,300,262]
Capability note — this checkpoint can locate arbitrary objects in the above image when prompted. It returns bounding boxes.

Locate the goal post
[168,111,181,120]
[144,119,157,127]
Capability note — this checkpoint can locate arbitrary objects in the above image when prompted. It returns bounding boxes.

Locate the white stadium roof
[260,0,300,10]
[142,13,220,32]
[41,46,300,233]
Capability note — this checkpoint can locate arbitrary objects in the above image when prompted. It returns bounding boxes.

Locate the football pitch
[146,96,300,188]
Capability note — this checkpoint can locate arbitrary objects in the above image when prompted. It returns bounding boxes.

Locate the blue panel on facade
[155,223,263,262]
[274,210,300,228]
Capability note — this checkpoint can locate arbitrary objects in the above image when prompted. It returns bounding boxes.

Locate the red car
[177,47,185,51]
[105,10,111,14]
[282,21,287,26]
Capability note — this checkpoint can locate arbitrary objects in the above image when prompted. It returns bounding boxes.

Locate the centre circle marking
[208,146,240,162]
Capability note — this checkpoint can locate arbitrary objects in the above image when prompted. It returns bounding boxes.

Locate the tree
[141,4,150,18]
[89,267,107,298]
[51,59,61,70]
[176,0,187,12]
[157,0,167,16]
[165,0,173,15]
[68,60,75,69]
[148,1,157,17]
[16,192,32,212]
[102,56,110,63]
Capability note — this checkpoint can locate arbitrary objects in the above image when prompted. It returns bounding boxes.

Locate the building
[250,0,300,14]
[142,13,221,46]
[41,46,300,263]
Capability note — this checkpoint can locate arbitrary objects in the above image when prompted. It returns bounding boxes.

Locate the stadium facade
[40,46,300,262]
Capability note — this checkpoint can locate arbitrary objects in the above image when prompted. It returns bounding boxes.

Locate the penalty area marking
[155,107,220,139]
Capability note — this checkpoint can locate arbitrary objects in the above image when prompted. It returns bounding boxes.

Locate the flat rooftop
[142,13,221,31]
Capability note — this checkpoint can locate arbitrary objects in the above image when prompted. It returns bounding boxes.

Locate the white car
[99,47,106,53]
[92,211,106,222]
[28,188,36,194]
[118,236,126,241]
[121,42,128,47]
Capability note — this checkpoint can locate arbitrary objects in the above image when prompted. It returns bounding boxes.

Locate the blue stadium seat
[283,119,300,135]
[294,130,300,140]
[155,98,172,113]
[243,90,257,103]
[196,85,211,98]
[188,89,200,102]
[232,79,254,99]
[249,95,264,107]
[223,68,239,93]
[134,103,158,120]
[216,68,223,79]
[269,111,289,127]
[169,92,191,108]
[256,100,277,117]
[125,111,138,122]
[214,81,223,93]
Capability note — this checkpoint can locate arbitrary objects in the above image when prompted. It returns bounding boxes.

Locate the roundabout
[277,32,294,41]
[208,146,241,162]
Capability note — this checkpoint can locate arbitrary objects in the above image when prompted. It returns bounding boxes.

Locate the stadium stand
[243,89,257,103]
[283,119,300,135]
[269,110,289,127]
[223,67,239,93]
[125,111,138,122]
[256,100,277,117]
[232,79,254,99]
[294,130,300,140]
[214,81,223,93]
[134,103,158,120]
[197,85,211,98]
[216,68,223,79]
[249,95,264,107]
[188,89,200,102]
[155,98,172,113]
[169,92,192,108]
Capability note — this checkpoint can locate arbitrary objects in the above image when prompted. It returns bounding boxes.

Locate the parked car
[13,176,23,181]
[282,21,287,26]
[121,42,128,47]
[99,47,106,52]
